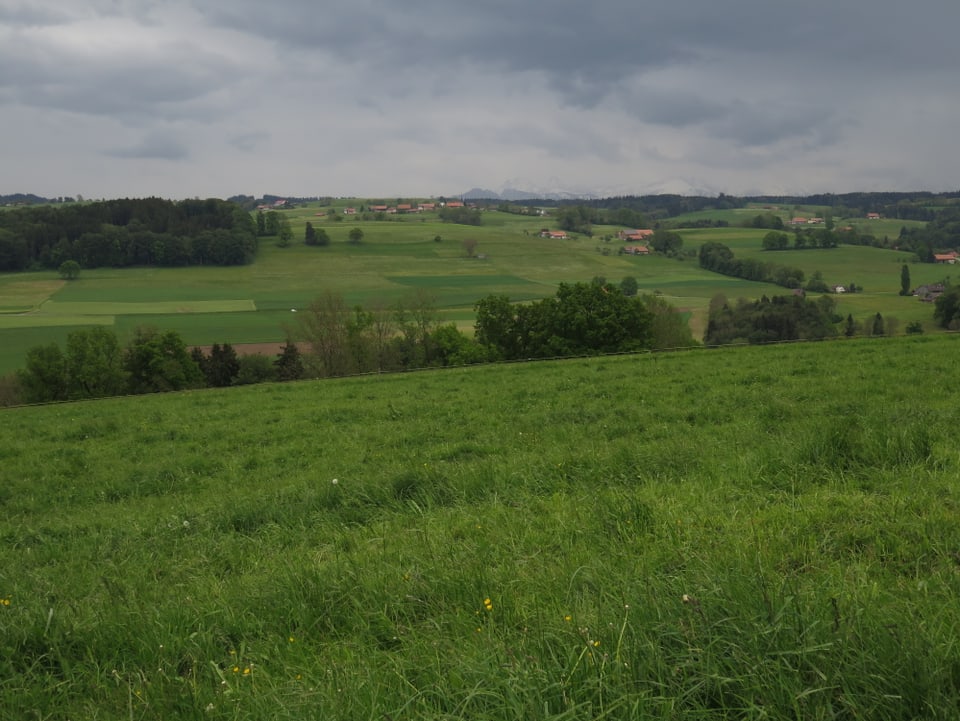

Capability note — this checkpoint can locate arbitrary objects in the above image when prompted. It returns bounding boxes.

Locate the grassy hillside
[0,203,951,375]
[2,335,960,719]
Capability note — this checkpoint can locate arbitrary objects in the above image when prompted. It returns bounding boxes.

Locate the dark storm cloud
[2,0,959,197]
[192,0,960,101]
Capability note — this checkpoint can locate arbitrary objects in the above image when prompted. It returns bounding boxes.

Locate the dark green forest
[0,198,257,271]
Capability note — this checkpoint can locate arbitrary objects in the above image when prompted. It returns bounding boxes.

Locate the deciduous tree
[64,326,126,399]
[17,343,68,403]
[124,327,204,394]
[58,260,81,280]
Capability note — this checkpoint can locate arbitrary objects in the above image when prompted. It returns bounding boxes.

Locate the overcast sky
[2,0,959,200]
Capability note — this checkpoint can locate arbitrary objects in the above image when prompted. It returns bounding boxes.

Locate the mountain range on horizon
[458,178,730,201]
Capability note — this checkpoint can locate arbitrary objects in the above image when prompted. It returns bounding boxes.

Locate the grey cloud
[0,34,240,122]
[621,89,728,128]
[191,0,960,107]
[229,131,269,152]
[105,130,189,160]
[3,0,960,198]
[710,101,846,149]
[0,3,67,26]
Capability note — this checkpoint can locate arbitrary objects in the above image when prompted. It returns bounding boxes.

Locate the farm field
[2,335,960,718]
[0,202,951,374]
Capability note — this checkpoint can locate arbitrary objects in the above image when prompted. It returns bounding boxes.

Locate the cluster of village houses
[342,201,459,214]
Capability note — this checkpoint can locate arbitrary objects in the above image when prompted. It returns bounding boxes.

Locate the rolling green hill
[2,335,959,718]
[0,202,952,375]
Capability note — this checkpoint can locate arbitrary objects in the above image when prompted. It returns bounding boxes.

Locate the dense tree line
[474,280,694,359]
[741,191,960,221]
[7,283,696,404]
[705,294,839,345]
[897,206,960,262]
[554,205,651,236]
[438,206,483,225]
[699,241,805,289]
[761,228,839,250]
[12,327,307,405]
[0,198,257,271]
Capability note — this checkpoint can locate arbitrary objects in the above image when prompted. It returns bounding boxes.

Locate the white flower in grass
[331,478,339,485]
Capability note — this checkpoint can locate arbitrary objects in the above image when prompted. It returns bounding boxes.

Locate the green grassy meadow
[0,203,951,374]
[2,335,960,719]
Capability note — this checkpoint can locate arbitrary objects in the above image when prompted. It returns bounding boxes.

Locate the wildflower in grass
[483,597,493,611]
[288,636,296,643]
[232,666,240,674]
[243,667,251,675]
[331,478,338,485]
[1,598,10,606]
[564,615,572,622]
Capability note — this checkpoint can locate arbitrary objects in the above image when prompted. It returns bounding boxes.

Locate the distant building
[618,229,654,241]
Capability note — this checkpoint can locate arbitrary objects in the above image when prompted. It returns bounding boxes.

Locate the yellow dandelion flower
[483,598,493,611]
[1,599,10,606]
[243,667,251,675]
[592,640,601,647]
[564,615,572,622]
[475,627,482,633]
[288,636,296,643]
[232,666,240,673]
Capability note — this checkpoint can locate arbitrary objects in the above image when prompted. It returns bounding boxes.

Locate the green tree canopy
[934,286,960,329]
[124,327,204,394]
[475,282,656,360]
[64,327,126,399]
[17,343,68,403]
[58,259,81,280]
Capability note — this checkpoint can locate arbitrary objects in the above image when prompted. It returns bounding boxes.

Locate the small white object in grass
[291,308,297,312]
[331,478,338,485]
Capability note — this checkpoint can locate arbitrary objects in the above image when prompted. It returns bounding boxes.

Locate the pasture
[0,202,950,374]
[2,335,960,719]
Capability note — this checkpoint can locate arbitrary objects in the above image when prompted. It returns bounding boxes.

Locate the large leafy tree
[17,328,126,402]
[934,286,960,329]
[474,282,655,360]
[17,343,68,403]
[64,327,126,399]
[58,260,81,280]
[124,327,204,394]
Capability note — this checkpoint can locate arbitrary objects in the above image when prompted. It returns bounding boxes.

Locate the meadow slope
[2,335,960,719]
